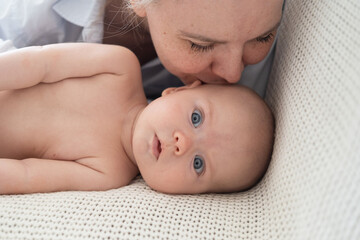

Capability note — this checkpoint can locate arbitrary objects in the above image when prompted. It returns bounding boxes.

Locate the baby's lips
[152,134,160,160]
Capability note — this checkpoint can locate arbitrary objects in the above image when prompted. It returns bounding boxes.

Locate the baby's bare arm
[0,43,140,91]
[0,157,126,194]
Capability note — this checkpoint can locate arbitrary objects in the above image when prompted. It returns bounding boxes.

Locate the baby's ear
[130,0,147,17]
[161,80,202,97]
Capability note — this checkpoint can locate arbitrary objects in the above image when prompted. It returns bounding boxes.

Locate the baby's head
[132,82,274,194]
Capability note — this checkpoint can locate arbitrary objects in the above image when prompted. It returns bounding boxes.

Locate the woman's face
[136,0,284,85]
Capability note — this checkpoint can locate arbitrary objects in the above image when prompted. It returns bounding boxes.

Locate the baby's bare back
[0,43,146,194]
[1,76,115,158]
[0,74,143,192]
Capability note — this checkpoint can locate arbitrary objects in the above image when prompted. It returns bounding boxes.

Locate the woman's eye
[191,110,202,128]
[193,155,205,174]
[190,42,214,53]
[256,33,274,43]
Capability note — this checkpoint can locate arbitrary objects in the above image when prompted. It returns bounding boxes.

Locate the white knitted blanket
[1,0,359,239]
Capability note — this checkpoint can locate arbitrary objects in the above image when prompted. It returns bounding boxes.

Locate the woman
[0,0,284,98]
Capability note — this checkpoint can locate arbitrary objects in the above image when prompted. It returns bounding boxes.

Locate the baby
[0,43,274,195]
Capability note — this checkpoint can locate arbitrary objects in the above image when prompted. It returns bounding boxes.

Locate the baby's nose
[173,131,193,156]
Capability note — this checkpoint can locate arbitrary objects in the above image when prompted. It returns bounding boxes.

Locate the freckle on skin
[163,32,166,35]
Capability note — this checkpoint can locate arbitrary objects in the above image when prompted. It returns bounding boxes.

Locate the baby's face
[132,84,268,194]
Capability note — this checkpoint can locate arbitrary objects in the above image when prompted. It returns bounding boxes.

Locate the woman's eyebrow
[178,30,227,44]
[255,21,281,38]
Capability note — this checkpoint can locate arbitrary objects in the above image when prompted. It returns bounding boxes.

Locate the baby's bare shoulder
[52,69,145,112]
[83,63,145,103]
[75,152,139,189]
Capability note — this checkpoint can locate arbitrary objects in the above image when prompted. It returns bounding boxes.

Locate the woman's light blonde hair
[104,0,157,40]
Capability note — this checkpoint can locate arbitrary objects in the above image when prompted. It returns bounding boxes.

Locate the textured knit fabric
[1,0,359,239]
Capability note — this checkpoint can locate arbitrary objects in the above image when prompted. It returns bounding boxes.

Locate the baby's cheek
[142,169,169,192]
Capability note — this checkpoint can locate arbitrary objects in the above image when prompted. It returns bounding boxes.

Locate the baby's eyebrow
[178,30,227,44]
[207,100,213,124]
[203,100,214,176]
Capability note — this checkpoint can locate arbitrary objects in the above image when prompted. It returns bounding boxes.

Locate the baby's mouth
[152,134,162,160]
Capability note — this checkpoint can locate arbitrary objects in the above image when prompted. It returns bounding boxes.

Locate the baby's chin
[143,179,208,195]
[150,187,205,195]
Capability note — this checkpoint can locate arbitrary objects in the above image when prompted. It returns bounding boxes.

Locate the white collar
[52,0,106,27]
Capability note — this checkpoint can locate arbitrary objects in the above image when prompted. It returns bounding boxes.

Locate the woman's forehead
[151,0,283,38]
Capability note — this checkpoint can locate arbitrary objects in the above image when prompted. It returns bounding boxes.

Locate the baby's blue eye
[193,155,204,174]
[191,110,202,128]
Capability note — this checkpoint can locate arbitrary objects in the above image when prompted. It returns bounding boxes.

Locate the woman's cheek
[171,52,211,74]
[243,40,275,65]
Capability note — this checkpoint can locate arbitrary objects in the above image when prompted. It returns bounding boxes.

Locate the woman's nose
[173,131,193,156]
[211,50,244,84]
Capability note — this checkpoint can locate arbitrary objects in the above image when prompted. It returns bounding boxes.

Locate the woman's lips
[152,134,162,160]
